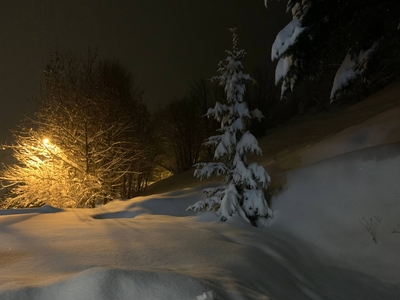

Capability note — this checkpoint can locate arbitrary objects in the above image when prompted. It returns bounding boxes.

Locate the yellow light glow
[43,138,49,145]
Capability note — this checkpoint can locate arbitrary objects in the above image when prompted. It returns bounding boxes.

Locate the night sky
[0,0,288,142]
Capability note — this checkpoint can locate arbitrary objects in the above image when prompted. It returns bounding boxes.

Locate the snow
[275,56,293,85]
[330,54,361,99]
[250,108,264,121]
[206,102,228,119]
[192,29,271,223]
[214,131,236,159]
[1,107,400,298]
[271,18,305,61]
[193,162,228,179]
[218,183,249,222]
[236,131,262,156]
[270,1,382,100]
[242,189,273,218]
[330,42,379,100]
[271,13,303,97]
[279,105,400,169]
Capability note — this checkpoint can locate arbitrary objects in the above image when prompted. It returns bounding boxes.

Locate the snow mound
[0,267,220,300]
[270,142,400,284]
[0,205,63,216]
[92,209,149,219]
[92,188,202,219]
[272,105,400,171]
[38,205,63,213]
[1,105,400,299]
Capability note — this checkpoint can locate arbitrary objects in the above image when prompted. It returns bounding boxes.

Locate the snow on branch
[214,131,236,159]
[233,160,258,188]
[330,41,379,101]
[194,163,229,179]
[233,102,250,118]
[186,186,225,212]
[206,102,228,119]
[248,163,271,188]
[204,135,222,147]
[275,56,293,85]
[250,109,264,122]
[186,197,221,212]
[236,131,262,156]
[243,189,273,218]
[230,118,245,133]
[218,184,249,222]
[269,0,309,97]
[271,18,305,61]
[232,161,270,189]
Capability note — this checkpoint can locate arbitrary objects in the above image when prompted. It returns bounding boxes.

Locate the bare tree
[1,127,103,208]
[1,51,151,208]
[154,96,206,174]
[247,65,280,135]
[152,78,226,175]
[190,78,222,159]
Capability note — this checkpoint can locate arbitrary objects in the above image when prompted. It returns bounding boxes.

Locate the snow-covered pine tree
[187,28,273,224]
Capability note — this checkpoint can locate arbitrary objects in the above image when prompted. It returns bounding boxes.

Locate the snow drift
[0,142,399,299]
[1,102,400,298]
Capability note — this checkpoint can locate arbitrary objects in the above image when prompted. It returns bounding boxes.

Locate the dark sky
[0,0,288,142]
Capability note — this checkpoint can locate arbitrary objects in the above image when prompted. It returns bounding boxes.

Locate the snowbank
[270,143,400,284]
[1,141,399,299]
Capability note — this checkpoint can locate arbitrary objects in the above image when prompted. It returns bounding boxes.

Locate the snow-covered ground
[1,105,400,299]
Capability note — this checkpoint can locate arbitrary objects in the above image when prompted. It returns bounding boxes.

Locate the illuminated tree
[1,129,102,208]
[1,51,151,208]
[187,29,273,224]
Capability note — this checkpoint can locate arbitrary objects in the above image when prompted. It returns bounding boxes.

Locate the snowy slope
[145,82,400,196]
[270,143,400,284]
[269,105,400,172]
[1,87,400,299]
[0,147,400,298]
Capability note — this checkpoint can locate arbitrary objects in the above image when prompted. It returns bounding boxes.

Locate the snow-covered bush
[187,28,273,223]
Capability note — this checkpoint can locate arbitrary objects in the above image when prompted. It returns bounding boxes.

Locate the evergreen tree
[267,0,400,100]
[187,28,273,224]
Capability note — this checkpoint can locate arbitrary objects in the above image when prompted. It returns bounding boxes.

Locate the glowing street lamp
[42,138,58,153]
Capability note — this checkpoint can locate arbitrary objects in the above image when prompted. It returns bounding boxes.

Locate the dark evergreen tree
[267,0,400,100]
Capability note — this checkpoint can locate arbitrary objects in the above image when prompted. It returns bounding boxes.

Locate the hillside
[145,81,400,195]
[0,82,400,299]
